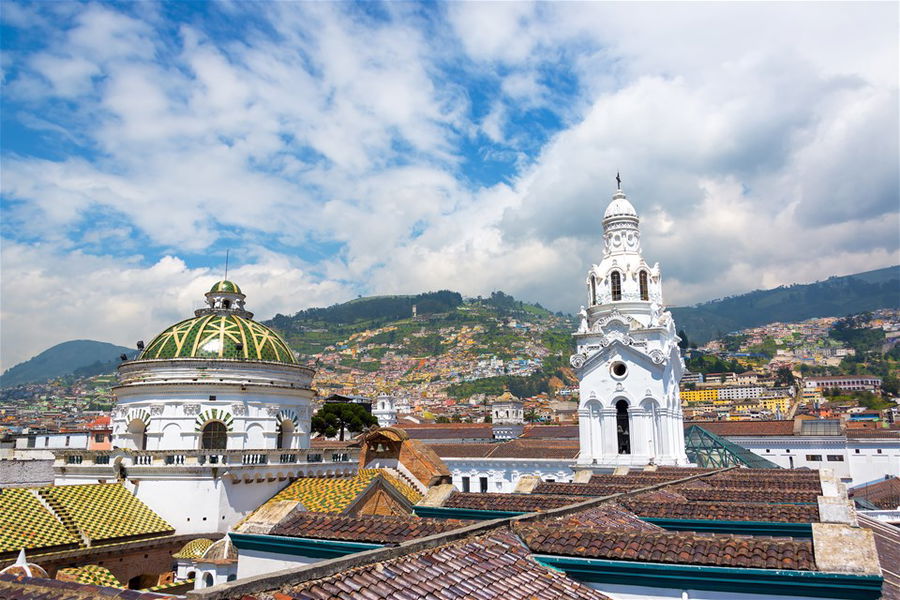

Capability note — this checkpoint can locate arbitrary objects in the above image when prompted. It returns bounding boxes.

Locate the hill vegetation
[671,266,899,344]
[1,340,135,388]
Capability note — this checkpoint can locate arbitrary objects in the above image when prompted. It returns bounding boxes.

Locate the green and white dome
[139,281,297,364]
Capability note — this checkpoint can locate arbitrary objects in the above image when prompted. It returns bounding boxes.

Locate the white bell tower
[373,394,398,428]
[572,179,689,468]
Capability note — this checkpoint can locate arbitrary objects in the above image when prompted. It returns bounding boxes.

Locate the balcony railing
[53,447,359,468]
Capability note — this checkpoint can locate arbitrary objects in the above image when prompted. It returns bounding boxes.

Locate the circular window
[611,362,628,378]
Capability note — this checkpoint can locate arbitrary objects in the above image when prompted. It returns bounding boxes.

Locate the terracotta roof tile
[276,530,612,600]
[532,482,641,496]
[556,504,663,531]
[520,425,579,439]
[444,492,577,512]
[848,477,900,510]
[677,487,819,504]
[622,500,820,523]
[403,424,494,440]
[271,513,471,544]
[485,440,580,459]
[516,524,817,571]
[859,514,900,600]
[427,444,496,458]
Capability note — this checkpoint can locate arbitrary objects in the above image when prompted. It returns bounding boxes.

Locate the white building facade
[53,281,359,535]
[572,185,689,468]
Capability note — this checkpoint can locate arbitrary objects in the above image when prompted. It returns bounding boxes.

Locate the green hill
[0,340,136,388]
[670,266,900,344]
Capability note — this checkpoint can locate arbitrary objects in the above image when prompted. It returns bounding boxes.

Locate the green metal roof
[209,280,242,294]
[684,425,781,469]
[140,313,296,364]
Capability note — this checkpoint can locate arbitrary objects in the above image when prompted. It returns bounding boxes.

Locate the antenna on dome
[224,249,230,280]
[616,171,622,190]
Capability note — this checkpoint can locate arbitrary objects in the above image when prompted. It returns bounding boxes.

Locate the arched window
[203,573,214,588]
[615,400,630,454]
[201,421,227,450]
[276,420,294,449]
[639,270,649,301]
[590,275,597,305]
[127,419,147,450]
[610,271,622,301]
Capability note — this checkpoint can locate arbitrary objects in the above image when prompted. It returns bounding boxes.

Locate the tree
[677,330,690,350]
[311,403,378,441]
[775,367,796,387]
[435,416,451,424]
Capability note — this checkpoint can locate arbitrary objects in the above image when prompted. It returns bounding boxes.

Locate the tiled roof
[516,524,817,571]
[587,474,692,486]
[622,500,820,523]
[520,425,579,439]
[532,482,639,496]
[859,514,900,600]
[271,530,612,600]
[846,429,900,439]
[444,492,578,512]
[404,424,494,440]
[689,421,795,436]
[486,440,579,459]
[254,469,422,515]
[677,487,819,504]
[56,565,122,588]
[271,513,471,544]
[429,440,580,460]
[707,474,822,492]
[427,443,496,458]
[0,488,79,554]
[557,504,663,531]
[172,538,214,559]
[39,483,174,544]
[848,477,900,510]
[0,572,179,599]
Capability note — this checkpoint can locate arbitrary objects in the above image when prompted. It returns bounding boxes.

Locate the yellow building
[681,388,719,403]
[759,396,791,412]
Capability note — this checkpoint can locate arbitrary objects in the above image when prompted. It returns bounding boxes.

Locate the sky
[1,1,898,370]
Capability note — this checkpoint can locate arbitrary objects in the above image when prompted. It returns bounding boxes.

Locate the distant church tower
[572,181,689,468]
[373,394,398,428]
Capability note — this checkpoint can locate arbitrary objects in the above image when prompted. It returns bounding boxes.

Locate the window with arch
[203,573,214,588]
[610,271,622,301]
[639,270,649,301]
[590,275,597,305]
[127,419,147,451]
[201,421,227,450]
[276,420,294,449]
[615,400,630,454]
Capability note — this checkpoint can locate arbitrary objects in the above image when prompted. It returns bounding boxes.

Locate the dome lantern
[199,280,251,318]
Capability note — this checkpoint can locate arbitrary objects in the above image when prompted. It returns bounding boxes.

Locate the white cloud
[1,1,897,369]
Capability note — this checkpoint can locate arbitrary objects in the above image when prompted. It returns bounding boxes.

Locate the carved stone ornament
[267,407,280,417]
[182,403,201,416]
[615,383,625,392]
[149,406,164,416]
[649,349,665,364]
[231,403,248,416]
[569,353,586,369]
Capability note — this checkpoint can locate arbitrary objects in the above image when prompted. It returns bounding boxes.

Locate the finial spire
[616,171,622,190]
[224,249,230,280]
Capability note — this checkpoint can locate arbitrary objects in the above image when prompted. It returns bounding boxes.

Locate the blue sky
[1,1,898,369]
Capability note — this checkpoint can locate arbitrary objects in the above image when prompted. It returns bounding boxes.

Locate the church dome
[603,190,637,219]
[139,281,297,364]
[1,550,48,579]
[209,280,242,295]
[140,314,297,364]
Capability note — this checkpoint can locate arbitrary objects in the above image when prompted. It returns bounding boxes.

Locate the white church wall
[589,582,836,600]
[443,459,574,494]
[236,548,319,580]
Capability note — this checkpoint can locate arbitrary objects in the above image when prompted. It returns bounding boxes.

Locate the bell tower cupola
[573,177,689,469]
